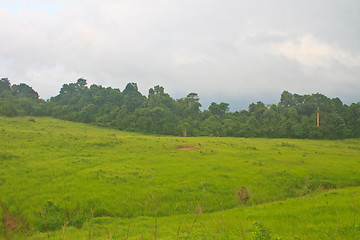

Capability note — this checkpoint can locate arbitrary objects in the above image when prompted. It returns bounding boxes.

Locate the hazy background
[1,0,359,110]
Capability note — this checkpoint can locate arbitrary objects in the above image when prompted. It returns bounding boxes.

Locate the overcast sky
[1,0,359,110]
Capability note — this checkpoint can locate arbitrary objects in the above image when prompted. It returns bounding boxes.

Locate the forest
[0,77,359,139]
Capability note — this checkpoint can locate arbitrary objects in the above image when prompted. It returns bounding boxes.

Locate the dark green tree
[122,83,145,112]
[0,78,11,93]
[11,83,39,99]
[208,102,229,118]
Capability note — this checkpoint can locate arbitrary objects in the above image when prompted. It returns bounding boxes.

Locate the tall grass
[22,187,360,239]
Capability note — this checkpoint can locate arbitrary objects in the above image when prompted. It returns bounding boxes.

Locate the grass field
[0,116,359,239]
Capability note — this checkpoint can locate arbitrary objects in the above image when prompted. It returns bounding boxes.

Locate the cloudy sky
[1,0,359,110]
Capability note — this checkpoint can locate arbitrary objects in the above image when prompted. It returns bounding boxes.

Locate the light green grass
[28,187,360,239]
[0,116,360,239]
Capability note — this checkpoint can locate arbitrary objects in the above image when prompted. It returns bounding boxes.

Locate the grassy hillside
[28,186,360,239]
[0,117,359,239]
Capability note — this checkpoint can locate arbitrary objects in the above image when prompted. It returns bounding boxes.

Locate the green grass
[28,187,360,239]
[0,116,359,239]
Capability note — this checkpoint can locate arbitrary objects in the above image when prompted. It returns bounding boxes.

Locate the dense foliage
[0,78,48,117]
[1,77,359,139]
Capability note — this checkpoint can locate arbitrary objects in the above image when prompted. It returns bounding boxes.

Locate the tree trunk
[317,106,320,127]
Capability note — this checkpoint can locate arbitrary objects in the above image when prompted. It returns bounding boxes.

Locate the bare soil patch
[178,146,196,150]
[4,211,17,231]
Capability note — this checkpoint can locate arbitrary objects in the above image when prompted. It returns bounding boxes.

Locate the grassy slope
[0,116,359,239]
[30,187,360,239]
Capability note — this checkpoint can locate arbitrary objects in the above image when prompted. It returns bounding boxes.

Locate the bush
[236,186,251,206]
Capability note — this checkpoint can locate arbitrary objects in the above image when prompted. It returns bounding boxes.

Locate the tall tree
[0,78,11,93]
[11,83,39,99]
[122,83,145,112]
[209,102,229,118]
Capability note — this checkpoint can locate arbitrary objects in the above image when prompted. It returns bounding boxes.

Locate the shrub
[253,221,272,240]
[307,179,336,191]
[236,186,251,206]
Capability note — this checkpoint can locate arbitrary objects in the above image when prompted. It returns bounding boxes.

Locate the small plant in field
[60,219,69,240]
[88,208,94,239]
[236,186,251,206]
[38,201,67,232]
[253,222,271,240]
[194,205,202,214]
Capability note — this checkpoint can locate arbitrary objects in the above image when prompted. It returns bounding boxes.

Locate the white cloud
[269,34,360,68]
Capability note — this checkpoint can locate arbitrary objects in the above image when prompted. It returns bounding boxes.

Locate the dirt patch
[3,211,17,231]
[178,146,196,150]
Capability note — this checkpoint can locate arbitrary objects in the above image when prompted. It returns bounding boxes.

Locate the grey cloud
[0,0,359,108]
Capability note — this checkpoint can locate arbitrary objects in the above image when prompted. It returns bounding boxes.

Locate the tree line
[1,77,359,139]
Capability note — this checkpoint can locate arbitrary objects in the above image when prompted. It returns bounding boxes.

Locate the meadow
[0,116,359,239]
